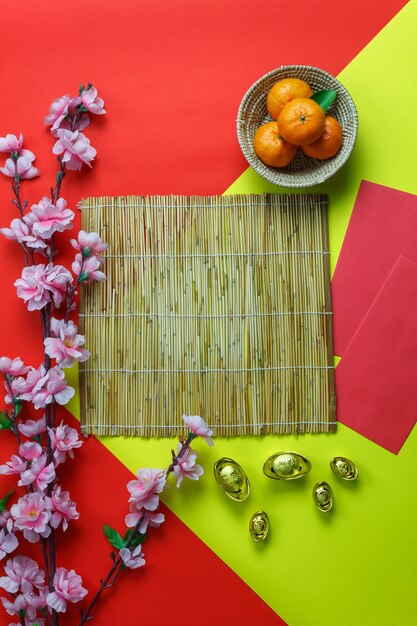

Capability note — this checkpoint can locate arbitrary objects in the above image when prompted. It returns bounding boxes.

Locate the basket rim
[236,65,358,188]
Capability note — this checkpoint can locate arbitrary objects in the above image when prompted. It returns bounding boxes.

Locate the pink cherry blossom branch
[78,429,205,625]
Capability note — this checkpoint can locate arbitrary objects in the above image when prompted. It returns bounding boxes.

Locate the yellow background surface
[67,3,417,624]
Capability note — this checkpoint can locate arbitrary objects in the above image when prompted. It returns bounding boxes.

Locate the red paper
[336,255,417,454]
[332,181,417,355]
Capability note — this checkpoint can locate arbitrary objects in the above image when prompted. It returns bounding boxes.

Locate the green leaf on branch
[123,528,146,547]
[0,491,13,512]
[13,401,22,417]
[103,525,125,550]
[311,89,337,112]
[0,411,12,430]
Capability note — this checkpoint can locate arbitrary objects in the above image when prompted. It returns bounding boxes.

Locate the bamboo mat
[78,194,336,437]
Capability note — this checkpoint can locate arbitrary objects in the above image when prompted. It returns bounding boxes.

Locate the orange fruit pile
[254,77,343,169]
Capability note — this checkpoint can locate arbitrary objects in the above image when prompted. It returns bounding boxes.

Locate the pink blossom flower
[14,366,48,402]
[0,455,27,476]
[0,133,23,153]
[173,444,204,487]
[24,197,74,239]
[48,422,82,465]
[0,154,39,180]
[18,415,47,437]
[0,356,30,377]
[0,510,12,532]
[80,86,106,115]
[125,506,165,531]
[15,265,52,311]
[0,555,45,594]
[44,95,71,131]
[19,441,43,461]
[47,567,87,613]
[127,468,166,512]
[25,585,48,611]
[50,485,79,531]
[53,129,96,170]
[11,493,51,543]
[18,454,55,492]
[31,366,75,409]
[72,254,106,283]
[0,529,18,560]
[1,593,36,619]
[182,414,214,446]
[119,545,145,570]
[44,319,90,368]
[41,263,73,309]
[70,230,108,260]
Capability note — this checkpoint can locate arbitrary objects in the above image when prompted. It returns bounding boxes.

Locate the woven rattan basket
[237,65,358,188]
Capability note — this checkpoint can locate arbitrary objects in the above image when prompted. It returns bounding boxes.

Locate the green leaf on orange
[311,89,337,112]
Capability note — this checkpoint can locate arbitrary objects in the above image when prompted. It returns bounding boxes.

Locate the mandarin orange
[302,115,343,159]
[277,98,325,146]
[253,121,297,168]
[266,77,313,119]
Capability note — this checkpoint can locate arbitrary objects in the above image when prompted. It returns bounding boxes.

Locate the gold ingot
[262,451,311,480]
[330,456,359,480]
[313,481,333,512]
[213,457,250,501]
[249,511,270,543]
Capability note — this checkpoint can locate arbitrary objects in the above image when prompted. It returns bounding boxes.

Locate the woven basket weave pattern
[237,65,358,188]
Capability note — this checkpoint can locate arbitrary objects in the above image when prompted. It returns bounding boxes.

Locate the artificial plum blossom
[31,366,75,409]
[44,318,90,368]
[0,218,48,252]
[172,444,204,488]
[182,414,214,446]
[0,133,23,153]
[24,196,74,239]
[25,584,48,611]
[48,422,82,466]
[14,265,51,310]
[1,593,36,619]
[72,253,106,283]
[53,129,96,170]
[0,154,39,180]
[18,415,47,437]
[127,468,166,512]
[119,545,145,570]
[50,485,79,531]
[46,567,87,613]
[11,492,52,543]
[41,263,73,308]
[0,510,12,532]
[18,454,55,492]
[0,455,27,476]
[80,86,106,115]
[12,366,47,403]
[0,528,18,560]
[70,229,108,260]
[125,506,165,532]
[44,95,71,132]
[18,442,43,462]
[0,555,45,594]
[0,356,30,377]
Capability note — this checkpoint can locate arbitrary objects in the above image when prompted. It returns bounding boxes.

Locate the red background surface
[0,1,408,624]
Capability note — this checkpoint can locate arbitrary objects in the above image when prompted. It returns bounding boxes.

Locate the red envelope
[332,181,417,355]
[336,255,417,454]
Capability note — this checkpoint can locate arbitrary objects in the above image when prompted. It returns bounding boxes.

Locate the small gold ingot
[213,457,250,501]
[330,456,358,480]
[249,511,269,542]
[263,451,311,480]
[313,481,333,512]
